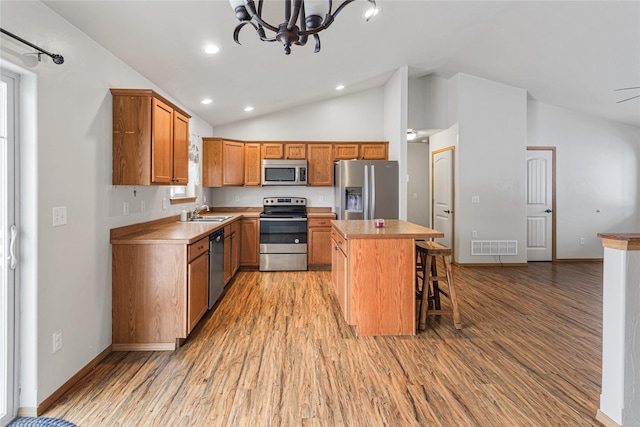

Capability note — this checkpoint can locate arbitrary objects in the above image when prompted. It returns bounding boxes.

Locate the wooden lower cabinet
[308,216,335,267]
[224,221,241,284]
[187,237,209,333]
[239,218,259,267]
[112,235,210,351]
[331,229,348,319]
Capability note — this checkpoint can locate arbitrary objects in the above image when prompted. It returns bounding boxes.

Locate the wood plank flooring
[44,262,604,426]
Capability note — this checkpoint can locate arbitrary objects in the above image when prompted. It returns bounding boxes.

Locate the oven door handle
[260,217,307,222]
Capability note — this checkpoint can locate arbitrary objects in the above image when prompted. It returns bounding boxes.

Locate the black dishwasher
[208,229,225,309]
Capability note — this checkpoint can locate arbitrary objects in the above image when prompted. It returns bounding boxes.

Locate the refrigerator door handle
[370,164,376,219]
[363,165,369,220]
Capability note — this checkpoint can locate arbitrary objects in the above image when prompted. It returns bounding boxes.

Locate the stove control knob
[294,239,300,244]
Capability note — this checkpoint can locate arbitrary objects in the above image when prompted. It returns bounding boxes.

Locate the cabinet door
[112,95,152,185]
[151,98,174,184]
[223,230,232,284]
[172,111,190,185]
[285,143,306,159]
[334,143,359,160]
[188,252,209,333]
[307,144,334,186]
[223,141,245,186]
[308,217,333,266]
[231,221,241,275]
[360,143,388,160]
[262,143,284,159]
[331,239,348,319]
[239,218,259,266]
[244,143,261,186]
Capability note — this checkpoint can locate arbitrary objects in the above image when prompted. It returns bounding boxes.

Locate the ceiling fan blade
[616,94,640,103]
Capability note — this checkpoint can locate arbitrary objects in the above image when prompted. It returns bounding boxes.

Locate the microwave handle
[299,167,307,183]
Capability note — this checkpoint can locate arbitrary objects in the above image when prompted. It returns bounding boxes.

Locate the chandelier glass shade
[229,0,377,55]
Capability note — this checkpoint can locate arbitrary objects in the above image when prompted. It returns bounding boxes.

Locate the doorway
[1,70,18,425]
[432,147,454,254]
[526,147,556,261]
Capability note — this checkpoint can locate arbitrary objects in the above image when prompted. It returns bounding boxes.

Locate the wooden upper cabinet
[307,143,334,186]
[203,138,245,187]
[262,142,307,159]
[172,111,190,185]
[151,98,173,184]
[359,143,388,160]
[244,143,261,186]
[334,143,360,160]
[111,89,191,186]
[262,143,284,159]
[284,143,306,159]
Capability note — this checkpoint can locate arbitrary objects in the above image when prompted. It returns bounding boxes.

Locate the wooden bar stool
[415,241,462,330]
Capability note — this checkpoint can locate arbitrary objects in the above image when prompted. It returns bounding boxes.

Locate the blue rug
[8,418,77,427]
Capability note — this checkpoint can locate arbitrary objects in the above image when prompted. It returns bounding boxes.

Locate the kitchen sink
[189,216,233,222]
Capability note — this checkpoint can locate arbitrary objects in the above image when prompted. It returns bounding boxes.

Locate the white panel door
[1,71,17,425]
[432,148,454,251]
[526,149,554,261]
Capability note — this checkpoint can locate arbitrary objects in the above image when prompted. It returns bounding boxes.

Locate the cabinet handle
[318,221,326,225]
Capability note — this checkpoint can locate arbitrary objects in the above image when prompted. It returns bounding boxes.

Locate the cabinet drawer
[308,217,333,228]
[331,230,347,255]
[189,236,209,262]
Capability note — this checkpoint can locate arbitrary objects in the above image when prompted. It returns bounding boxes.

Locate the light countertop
[331,219,444,240]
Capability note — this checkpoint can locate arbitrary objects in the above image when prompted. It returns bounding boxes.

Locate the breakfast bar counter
[331,219,444,336]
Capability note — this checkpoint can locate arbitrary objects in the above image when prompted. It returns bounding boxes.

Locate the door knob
[544,209,552,213]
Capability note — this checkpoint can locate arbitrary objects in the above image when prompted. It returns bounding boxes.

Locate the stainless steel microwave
[261,159,307,186]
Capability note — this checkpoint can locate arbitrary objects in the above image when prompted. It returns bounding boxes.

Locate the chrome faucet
[191,204,209,219]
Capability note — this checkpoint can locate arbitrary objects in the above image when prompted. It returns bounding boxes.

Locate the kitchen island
[331,219,444,336]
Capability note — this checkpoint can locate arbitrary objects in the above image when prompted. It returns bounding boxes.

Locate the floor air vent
[471,240,518,256]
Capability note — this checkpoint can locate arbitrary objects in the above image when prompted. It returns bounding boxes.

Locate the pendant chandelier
[229,0,377,55]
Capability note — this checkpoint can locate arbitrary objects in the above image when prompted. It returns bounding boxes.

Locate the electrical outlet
[413,193,418,199]
[472,230,478,238]
[123,201,129,215]
[162,198,167,210]
[140,200,146,212]
[472,196,480,204]
[52,206,67,227]
[319,195,325,203]
[203,196,207,203]
[53,330,62,353]
[235,196,240,202]
[580,237,585,245]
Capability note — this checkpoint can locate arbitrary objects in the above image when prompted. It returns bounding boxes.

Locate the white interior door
[1,71,18,426]
[432,148,454,251]
[526,148,554,261]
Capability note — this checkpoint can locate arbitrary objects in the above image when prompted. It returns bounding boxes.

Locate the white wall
[528,101,640,258]
[383,66,408,220]
[209,87,385,208]
[1,1,213,410]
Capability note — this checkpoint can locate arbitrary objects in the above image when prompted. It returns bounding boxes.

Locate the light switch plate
[52,206,67,227]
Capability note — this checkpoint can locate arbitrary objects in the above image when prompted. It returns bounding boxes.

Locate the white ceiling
[42,0,640,129]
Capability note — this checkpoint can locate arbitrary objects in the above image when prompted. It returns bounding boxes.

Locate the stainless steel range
[259,197,307,271]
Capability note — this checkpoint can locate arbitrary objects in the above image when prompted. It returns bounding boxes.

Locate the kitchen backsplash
[206,186,335,209]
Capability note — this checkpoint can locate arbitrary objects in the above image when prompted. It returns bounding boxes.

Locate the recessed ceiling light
[201,98,213,105]
[244,106,254,112]
[336,85,345,91]
[204,44,220,55]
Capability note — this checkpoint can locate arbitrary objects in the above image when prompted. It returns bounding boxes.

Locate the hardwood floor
[44,262,604,426]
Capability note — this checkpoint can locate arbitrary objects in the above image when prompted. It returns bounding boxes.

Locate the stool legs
[442,255,462,329]
[417,253,462,331]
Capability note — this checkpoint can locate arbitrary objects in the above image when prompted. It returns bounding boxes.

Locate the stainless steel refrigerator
[334,160,399,220]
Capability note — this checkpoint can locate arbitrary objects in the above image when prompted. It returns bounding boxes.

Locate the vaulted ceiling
[43,1,640,128]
